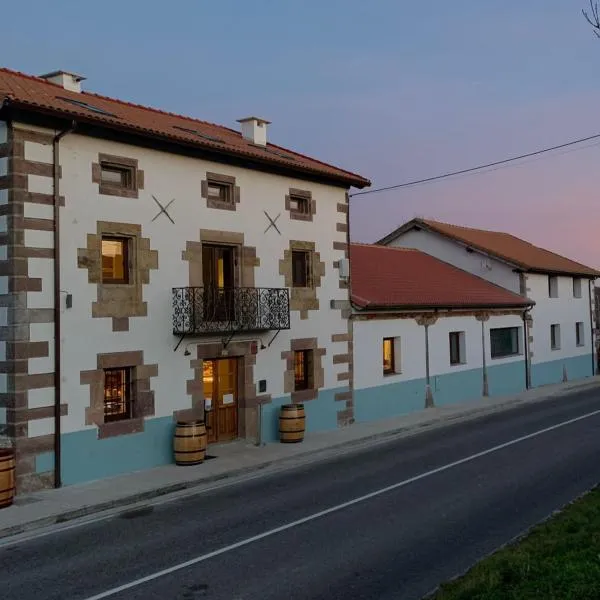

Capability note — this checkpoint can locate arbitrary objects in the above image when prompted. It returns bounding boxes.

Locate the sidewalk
[1,376,599,541]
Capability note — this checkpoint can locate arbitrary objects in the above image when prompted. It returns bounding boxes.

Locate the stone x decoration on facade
[151,194,176,224]
[263,210,281,235]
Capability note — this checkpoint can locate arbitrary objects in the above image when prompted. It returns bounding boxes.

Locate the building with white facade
[378,219,600,390]
[0,68,370,492]
[350,244,534,422]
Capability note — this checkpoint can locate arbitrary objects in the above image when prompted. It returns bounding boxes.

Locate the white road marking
[82,407,600,600]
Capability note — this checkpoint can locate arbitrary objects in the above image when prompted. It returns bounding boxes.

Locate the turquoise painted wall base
[531,354,593,388]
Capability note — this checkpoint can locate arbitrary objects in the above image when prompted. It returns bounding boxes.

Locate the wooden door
[203,358,238,443]
[202,245,235,322]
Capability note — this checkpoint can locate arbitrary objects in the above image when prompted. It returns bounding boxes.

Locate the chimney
[237,116,270,146]
[39,70,86,93]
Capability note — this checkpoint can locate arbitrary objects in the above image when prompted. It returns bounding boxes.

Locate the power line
[349,131,600,197]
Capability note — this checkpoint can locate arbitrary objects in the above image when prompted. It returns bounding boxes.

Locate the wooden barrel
[279,404,306,443]
[0,449,15,509]
[173,421,207,466]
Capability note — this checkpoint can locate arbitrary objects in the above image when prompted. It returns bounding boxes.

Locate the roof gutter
[352,301,535,313]
[6,100,371,189]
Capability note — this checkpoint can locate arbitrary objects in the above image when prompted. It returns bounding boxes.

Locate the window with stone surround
[101,237,130,284]
[286,188,314,221]
[294,350,314,391]
[103,368,132,422]
[92,154,143,199]
[201,172,240,211]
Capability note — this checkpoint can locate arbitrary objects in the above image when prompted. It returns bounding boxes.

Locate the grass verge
[428,485,600,600]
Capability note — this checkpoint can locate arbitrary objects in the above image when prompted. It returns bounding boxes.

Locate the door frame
[203,357,239,443]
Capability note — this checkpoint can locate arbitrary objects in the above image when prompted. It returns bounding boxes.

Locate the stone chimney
[39,70,86,93]
[237,116,270,146]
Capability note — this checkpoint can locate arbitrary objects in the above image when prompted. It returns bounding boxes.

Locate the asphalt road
[2,387,600,600]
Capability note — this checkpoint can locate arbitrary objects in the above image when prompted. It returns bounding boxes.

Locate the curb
[1,378,599,541]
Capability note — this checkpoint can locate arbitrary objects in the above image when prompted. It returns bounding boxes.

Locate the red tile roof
[379,218,600,277]
[0,68,370,189]
[350,244,533,309]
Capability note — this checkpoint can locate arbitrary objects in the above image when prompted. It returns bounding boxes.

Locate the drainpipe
[52,121,76,489]
[588,279,596,376]
[481,319,489,397]
[522,308,532,389]
[424,323,434,408]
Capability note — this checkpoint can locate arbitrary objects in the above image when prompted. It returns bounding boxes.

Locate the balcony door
[203,358,238,443]
[202,244,235,322]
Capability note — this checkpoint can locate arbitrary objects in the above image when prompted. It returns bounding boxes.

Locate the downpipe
[52,121,76,488]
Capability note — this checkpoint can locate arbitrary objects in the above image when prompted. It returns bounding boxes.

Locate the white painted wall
[388,229,521,293]
[526,273,593,364]
[353,313,525,390]
[46,131,350,434]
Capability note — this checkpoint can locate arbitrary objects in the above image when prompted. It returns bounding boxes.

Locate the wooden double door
[203,358,238,443]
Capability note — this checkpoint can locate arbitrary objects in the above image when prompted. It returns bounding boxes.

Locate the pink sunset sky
[3,1,600,267]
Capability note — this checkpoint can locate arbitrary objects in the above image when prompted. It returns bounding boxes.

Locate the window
[490,327,520,358]
[551,324,561,350]
[100,162,134,189]
[449,331,466,365]
[101,237,129,284]
[103,368,132,422]
[383,337,397,375]
[573,278,582,298]
[576,322,585,347]
[289,195,310,215]
[294,350,313,391]
[207,180,232,204]
[548,275,558,298]
[291,250,310,287]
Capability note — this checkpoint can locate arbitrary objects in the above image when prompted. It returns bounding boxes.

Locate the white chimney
[237,116,270,146]
[39,70,86,93]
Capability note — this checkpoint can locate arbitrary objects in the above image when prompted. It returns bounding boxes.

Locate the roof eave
[352,300,535,312]
[2,99,371,189]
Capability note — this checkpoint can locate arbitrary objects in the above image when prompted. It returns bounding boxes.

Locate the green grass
[428,486,600,600]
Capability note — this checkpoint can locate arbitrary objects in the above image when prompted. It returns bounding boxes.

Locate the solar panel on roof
[172,125,224,143]
[56,96,116,117]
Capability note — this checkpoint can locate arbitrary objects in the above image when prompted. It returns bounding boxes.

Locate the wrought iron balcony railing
[173,287,291,335]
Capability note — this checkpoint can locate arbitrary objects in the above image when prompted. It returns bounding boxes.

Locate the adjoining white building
[350,244,534,422]
[0,68,370,492]
[378,219,600,389]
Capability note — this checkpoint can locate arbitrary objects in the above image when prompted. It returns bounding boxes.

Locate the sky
[3,1,600,266]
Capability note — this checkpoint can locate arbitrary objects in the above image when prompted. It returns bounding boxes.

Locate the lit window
[576,322,585,346]
[383,337,396,375]
[103,368,132,422]
[207,181,232,204]
[291,250,310,288]
[100,163,134,189]
[550,324,561,350]
[101,237,129,284]
[490,327,520,358]
[294,350,313,391]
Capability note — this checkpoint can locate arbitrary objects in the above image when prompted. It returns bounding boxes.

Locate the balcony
[173,287,291,335]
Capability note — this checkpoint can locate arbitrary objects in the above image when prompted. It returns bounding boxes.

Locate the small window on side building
[548,275,558,298]
[576,322,585,346]
[550,324,561,350]
[104,368,132,422]
[490,327,520,358]
[573,278,582,298]
[101,237,130,284]
[449,331,466,365]
[383,337,399,375]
